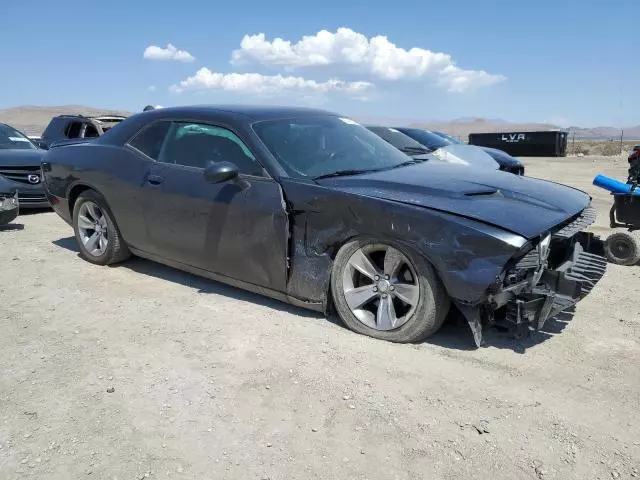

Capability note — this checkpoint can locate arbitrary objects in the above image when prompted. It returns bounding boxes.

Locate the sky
[1,0,637,127]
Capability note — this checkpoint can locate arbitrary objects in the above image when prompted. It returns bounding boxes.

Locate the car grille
[508,204,598,274]
[552,205,597,239]
[513,249,540,270]
[0,166,42,185]
[18,193,48,205]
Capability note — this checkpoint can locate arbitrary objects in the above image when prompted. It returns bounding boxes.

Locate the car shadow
[51,235,580,351]
[0,223,24,232]
[19,208,51,216]
[426,306,576,353]
[53,236,79,252]
[52,236,324,320]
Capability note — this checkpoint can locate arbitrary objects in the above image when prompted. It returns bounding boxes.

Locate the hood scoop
[464,188,501,197]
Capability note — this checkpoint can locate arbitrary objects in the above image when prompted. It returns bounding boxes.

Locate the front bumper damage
[459,205,607,347]
[0,190,19,225]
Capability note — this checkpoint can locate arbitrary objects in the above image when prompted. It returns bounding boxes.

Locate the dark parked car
[398,127,525,175]
[41,106,606,347]
[0,183,19,225]
[0,123,49,208]
[365,126,431,157]
[39,114,128,149]
[366,126,501,171]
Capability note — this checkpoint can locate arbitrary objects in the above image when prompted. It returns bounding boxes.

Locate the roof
[92,115,127,121]
[139,104,339,122]
[54,114,127,121]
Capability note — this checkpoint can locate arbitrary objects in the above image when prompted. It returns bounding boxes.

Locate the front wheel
[72,190,130,265]
[330,238,450,343]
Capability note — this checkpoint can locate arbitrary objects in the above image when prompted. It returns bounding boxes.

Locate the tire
[72,190,130,265]
[604,231,640,266]
[330,237,450,343]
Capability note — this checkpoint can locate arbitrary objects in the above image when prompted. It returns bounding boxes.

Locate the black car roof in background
[0,122,36,142]
[96,104,348,147]
[137,105,340,122]
[52,105,341,125]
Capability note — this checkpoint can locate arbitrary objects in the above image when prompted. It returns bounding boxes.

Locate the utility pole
[619,129,624,155]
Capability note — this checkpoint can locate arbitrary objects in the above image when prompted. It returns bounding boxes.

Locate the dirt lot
[1,156,639,480]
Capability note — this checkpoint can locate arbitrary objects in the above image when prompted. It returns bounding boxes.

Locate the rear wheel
[330,238,450,343]
[72,190,130,265]
[604,231,640,266]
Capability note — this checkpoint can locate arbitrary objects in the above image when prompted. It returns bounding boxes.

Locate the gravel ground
[1,156,639,480]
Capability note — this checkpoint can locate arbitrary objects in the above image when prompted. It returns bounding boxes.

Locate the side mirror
[35,140,49,150]
[203,161,239,183]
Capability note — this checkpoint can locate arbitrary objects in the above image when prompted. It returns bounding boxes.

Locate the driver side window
[158,122,264,177]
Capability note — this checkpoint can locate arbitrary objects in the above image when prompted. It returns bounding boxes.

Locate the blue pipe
[593,174,640,196]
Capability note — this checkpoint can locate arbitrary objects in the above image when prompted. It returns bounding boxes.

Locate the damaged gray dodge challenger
[41,106,607,347]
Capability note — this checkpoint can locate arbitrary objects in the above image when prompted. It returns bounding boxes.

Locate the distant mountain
[1,105,638,140]
[446,116,511,126]
[358,115,640,141]
[564,125,640,140]
[407,120,560,141]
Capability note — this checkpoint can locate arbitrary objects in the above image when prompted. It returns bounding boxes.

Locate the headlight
[0,192,18,211]
[537,232,551,263]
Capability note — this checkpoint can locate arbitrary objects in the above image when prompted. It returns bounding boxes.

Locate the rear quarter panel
[42,143,152,250]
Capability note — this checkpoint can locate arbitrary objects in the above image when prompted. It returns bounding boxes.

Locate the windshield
[397,128,452,150]
[253,115,416,179]
[0,124,37,150]
[366,127,431,155]
[432,131,464,145]
[432,144,500,169]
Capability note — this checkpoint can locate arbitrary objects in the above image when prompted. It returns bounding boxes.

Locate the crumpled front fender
[279,179,523,306]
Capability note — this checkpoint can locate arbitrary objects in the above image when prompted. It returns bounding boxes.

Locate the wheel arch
[67,183,94,214]
[326,233,452,342]
[323,233,451,315]
[67,183,126,241]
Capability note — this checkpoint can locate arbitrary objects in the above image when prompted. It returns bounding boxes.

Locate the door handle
[147,174,164,185]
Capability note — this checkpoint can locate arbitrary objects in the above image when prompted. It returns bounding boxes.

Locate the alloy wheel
[342,244,420,331]
[77,201,109,257]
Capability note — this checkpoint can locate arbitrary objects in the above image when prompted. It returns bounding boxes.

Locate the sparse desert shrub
[572,142,591,155]
[599,141,622,156]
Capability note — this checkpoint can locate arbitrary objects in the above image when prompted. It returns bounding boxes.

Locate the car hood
[479,146,523,167]
[0,149,45,166]
[316,162,590,239]
[0,174,18,194]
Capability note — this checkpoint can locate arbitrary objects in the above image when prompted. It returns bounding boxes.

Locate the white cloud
[144,43,195,62]
[231,28,506,92]
[170,67,373,98]
[435,65,506,93]
[147,85,156,92]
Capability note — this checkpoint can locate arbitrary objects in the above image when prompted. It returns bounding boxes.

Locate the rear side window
[128,121,171,160]
[84,123,99,138]
[65,122,83,139]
